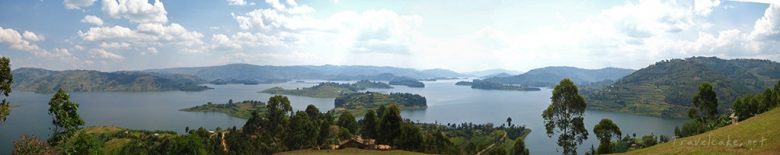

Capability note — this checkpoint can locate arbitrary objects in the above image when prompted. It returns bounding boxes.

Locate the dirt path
[475,131,508,155]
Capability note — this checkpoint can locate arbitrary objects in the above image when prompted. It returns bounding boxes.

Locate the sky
[0,0,778,73]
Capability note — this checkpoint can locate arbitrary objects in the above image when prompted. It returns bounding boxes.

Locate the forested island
[455,81,472,86]
[389,78,425,88]
[259,80,392,98]
[470,80,541,91]
[334,92,427,115]
[180,100,266,119]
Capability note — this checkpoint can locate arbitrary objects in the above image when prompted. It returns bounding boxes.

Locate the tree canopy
[593,118,621,154]
[0,57,11,123]
[542,78,588,155]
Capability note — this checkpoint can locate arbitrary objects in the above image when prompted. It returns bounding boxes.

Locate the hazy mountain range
[484,66,636,87]
[12,68,209,93]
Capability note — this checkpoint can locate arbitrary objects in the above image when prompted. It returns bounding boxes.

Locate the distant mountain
[481,72,513,78]
[146,63,467,81]
[12,68,210,93]
[467,69,522,77]
[484,66,635,87]
[585,57,780,118]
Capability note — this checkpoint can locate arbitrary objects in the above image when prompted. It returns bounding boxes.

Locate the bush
[12,135,54,155]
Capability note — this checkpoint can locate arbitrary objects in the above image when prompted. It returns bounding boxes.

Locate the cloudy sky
[0,0,778,72]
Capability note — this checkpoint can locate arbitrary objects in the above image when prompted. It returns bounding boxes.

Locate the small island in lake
[389,78,425,88]
[455,81,473,86]
[334,91,427,115]
[470,79,541,91]
[259,80,392,98]
[180,99,266,119]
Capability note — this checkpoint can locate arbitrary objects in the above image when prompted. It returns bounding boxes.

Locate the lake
[0,80,687,154]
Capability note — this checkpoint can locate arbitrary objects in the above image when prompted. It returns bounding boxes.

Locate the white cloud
[22,31,44,42]
[64,0,97,10]
[81,15,105,26]
[227,0,247,6]
[102,0,168,24]
[750,5,780,41]
[89,48,125,60]
[0,27,44,53]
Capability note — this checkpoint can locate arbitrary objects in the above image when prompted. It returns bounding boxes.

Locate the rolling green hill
[12,68,210,93]
[617,107,780,154]
[585,57,780,118]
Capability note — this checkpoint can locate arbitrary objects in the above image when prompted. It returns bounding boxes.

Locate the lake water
[0,80,687,154]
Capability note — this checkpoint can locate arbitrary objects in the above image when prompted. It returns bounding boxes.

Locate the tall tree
[48,89,85,145]
[265,95,292,137]
[691,83,718,124]
[542,78,588,155]
[361,109,378,139]
[0,57,11,123]
[378,104,402,145]
[286,111,318,149]
[337,111,357,134]
[506,117,513,127]
[511,138,530,155]
[593,118,621,154]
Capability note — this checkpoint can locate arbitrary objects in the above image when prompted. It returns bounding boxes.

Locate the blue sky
[0,0,778,72]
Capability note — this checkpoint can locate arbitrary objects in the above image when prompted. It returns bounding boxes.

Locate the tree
[378,104,402,145]
[265,95,292,139]
[542,79,588,155]
[361,110,378,139]
[48,89,85,144]
[506,117,513,127]
[337,111,358,134]
[593,118,622,154]
[395,122,423,151]
[511,138,530,155]
[286,111,318,149]
[0,57,11,123]
[692,83,718,124]
[304,104,321,120]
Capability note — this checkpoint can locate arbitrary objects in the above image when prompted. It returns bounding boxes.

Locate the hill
[467,69,522,77]
[12,68,210,93]
[260,81,393,98]
[145,63,466,81]
[180,100,266,119]
[618,107,780,154]
[585,57,780,118]
[484,66,634,87]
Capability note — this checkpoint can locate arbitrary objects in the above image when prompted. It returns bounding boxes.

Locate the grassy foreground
[275,148,428,155]
[617,107,780,154]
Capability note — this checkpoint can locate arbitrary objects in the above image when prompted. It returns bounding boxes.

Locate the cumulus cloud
[64,0,97,10]
[0,27,44,53]
[750,5,780,41]
[78,23,205,52]
[102,0,168,24]
[89,48,125,60]
[81,15,105,26]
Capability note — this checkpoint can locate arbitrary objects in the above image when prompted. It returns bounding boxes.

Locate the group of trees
[0,57,12,123]
[733,81,780,121]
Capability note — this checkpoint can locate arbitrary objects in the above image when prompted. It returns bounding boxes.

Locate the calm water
[0,80,686,154]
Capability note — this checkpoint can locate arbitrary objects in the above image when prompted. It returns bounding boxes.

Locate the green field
[617,107,780,154]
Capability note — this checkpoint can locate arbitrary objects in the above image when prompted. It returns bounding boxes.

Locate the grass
[616,107,780,154]
[275,148,428,155]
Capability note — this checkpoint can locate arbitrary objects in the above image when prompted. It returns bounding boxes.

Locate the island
[470,79,541,91]
[389,78,425,88]
[455,81,473,86]
[333,91,427,115]
[259,80,392,98]
[180,99,266,119]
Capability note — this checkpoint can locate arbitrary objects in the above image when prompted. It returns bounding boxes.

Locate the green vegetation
[470,79,541,91]
[593,118,621,154]
[620,107,780,154]
[12,68,211,93]
[585,57,780,118]
[733,80,780,121]
[333,92,427,116]
[260,81,392,98]
[0,57,11,123]
[48,89,86,146]
[389,78,425,88]
[180,100,267,119]
[542,78,588,155]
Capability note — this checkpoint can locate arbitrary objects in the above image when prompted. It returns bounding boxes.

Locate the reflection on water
[0,80,686,154]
